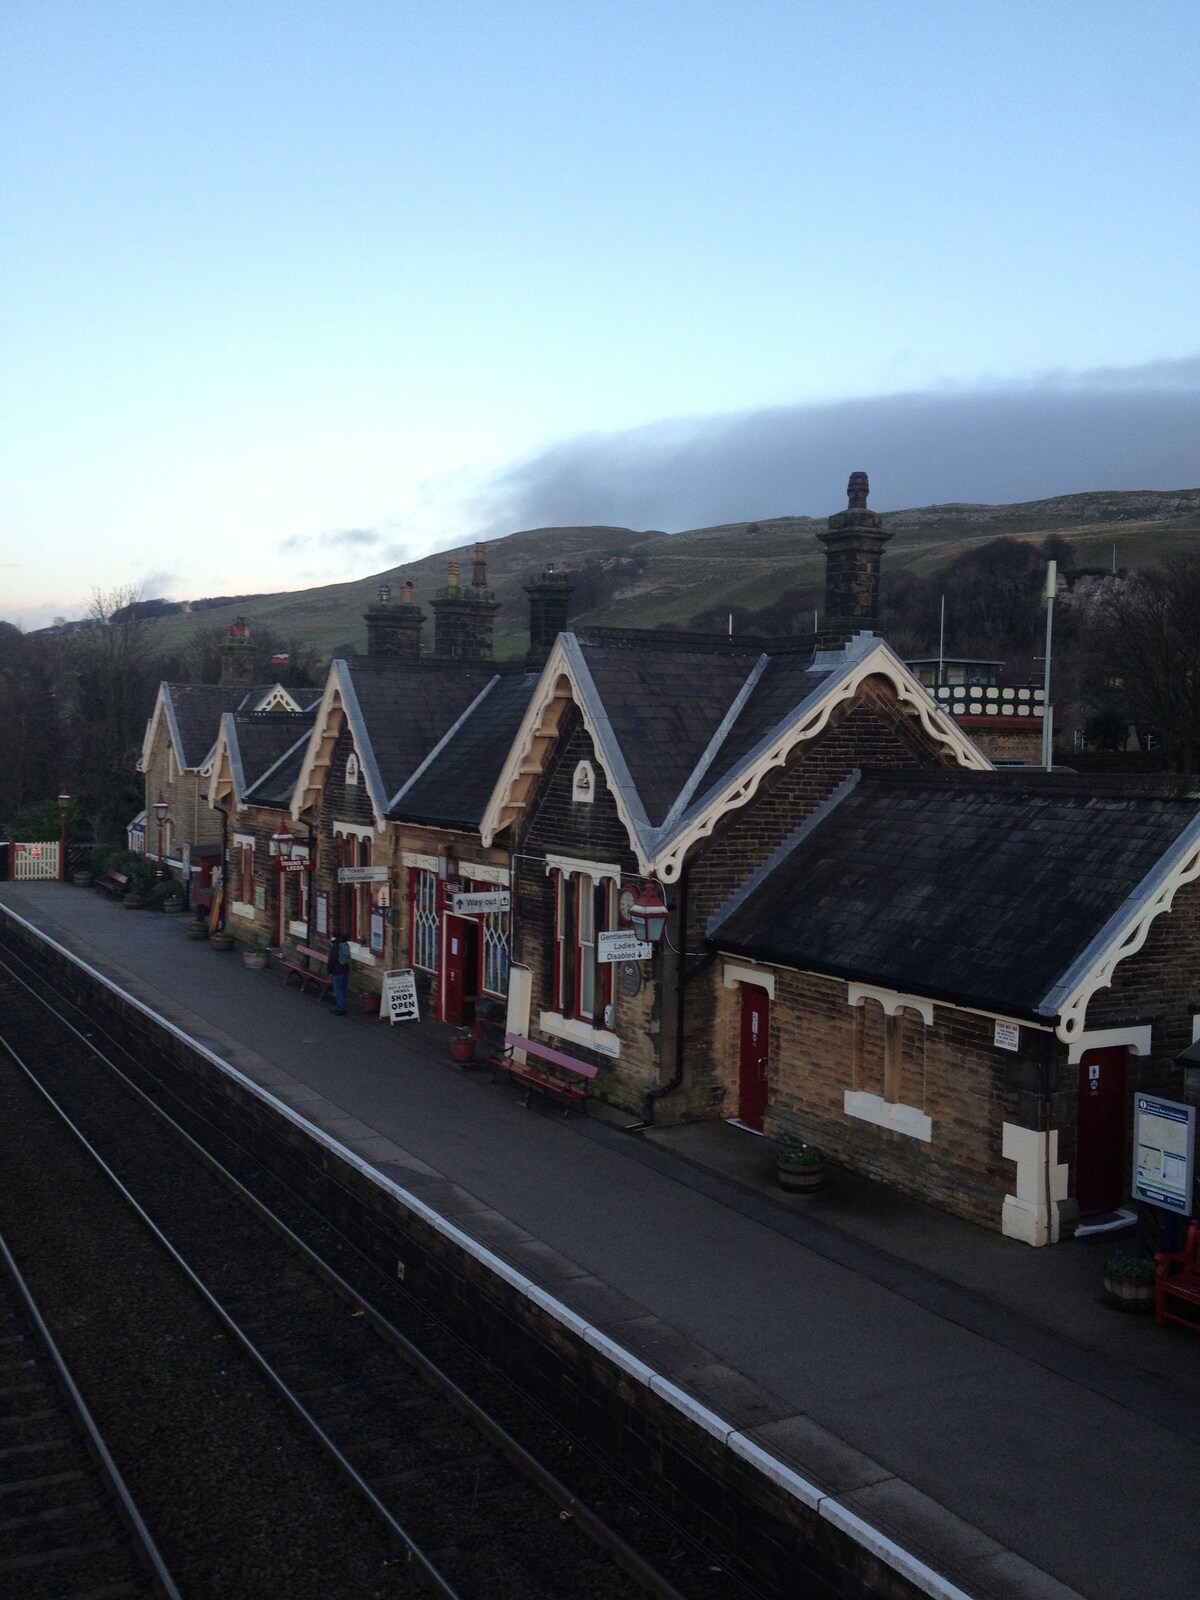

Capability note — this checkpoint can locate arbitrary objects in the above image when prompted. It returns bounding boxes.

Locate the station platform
[4,880,1200,1600]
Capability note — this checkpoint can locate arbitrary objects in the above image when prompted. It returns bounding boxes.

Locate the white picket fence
[11,841,60,881]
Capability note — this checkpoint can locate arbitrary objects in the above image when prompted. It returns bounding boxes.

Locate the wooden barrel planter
[186,921,210,940]
[1102,1255,1156,1312]
[209,932,235,953]
[450,1035,476,1065]
[776,1146,825,1194]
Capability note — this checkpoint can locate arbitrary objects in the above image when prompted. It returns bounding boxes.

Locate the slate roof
[709,772,1200,1021]
[389,672,540,828]
[230,711,317,806]
[340,658,514,808]
[164,683,280,768]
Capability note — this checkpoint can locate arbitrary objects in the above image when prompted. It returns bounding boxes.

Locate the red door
[739,985,770,1131]
[443,917,466,1025]
[1076,1047,1128,1213]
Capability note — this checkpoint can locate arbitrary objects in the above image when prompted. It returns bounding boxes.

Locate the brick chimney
[815,472,893,651]
[524,564,572,669]
[219,617,255,685]
[363,580,424,660]
[432,545,500,660]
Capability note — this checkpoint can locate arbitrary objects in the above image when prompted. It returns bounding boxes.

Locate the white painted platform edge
[3,902,1087,1600]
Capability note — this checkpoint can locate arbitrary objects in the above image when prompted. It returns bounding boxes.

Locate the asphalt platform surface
[4,882,1199,1600]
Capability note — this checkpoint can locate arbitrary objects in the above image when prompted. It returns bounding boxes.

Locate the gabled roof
[139,681,303,773]
[480,631,990,879]
[209,709,317,810]
[709,771,1200,1042]
[292,657,507,828]
[389,672,540,829]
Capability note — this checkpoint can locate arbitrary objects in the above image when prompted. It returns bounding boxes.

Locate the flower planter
[359,992,381,1015]
[186,921,210,940]
[242,950,268,969]
[123,895,147,910]
[209,933,235,952]
[1103,1257,1156,1313]
[161,899,183,915]
[450,1036,476,1065]
[73,871,94,888]
[776,1147,825,1194]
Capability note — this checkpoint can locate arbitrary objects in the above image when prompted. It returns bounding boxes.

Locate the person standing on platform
[327,933,351,1015]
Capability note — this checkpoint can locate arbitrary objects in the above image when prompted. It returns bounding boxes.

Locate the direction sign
[381,968,420,1024]
[337,865,389,884]
[450,890,510,915]
[598,930,653,963]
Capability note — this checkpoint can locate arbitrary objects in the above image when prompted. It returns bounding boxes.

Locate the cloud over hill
[479,358,1200,533]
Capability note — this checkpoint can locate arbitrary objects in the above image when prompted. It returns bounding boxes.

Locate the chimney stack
[219,617,255,685]
[432,546,500,660]
[524,564,572,669]
[364,578,425,660]
[814,472,893,651]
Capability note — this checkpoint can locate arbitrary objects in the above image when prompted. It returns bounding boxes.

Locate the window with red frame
[336,833,371,941]
[552,869,614,1025]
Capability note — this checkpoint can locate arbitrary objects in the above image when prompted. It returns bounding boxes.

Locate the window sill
[348,943,376,966]
[539,1011,620,1058]
[844,1090,931,1142]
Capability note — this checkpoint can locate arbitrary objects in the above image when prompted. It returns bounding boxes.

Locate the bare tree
[1087,555,1200,772]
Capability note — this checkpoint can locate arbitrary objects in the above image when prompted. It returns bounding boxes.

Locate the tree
[1086,554,1200,772]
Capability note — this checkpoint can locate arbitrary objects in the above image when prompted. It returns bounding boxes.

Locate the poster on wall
[316,890,328,937]
[1134,1095,1196,1215]
[381,969,420,1024]
[370,905,385,956]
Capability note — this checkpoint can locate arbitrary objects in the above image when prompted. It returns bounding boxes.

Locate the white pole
[938,594,945,685]
[1042,560,1056,770]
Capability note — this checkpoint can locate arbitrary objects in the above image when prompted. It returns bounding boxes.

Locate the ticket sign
[1134,1095,1196,1216]
[381,968,420,1024]
[450,890,510,915]
[338,865,390,884]
[598,930,653,963]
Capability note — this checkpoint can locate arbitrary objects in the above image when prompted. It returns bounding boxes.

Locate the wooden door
[1076,1046,1128,1213]
[739,984,771,1131]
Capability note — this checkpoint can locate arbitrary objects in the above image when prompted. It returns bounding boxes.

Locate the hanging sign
[1134,1095,1196,1215]
[598,930,653,963]
[279,858,311,873]
[337,865,389,884]
[450,890,510,915]
[381,968,420,1024]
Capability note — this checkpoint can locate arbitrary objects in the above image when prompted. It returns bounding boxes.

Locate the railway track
[0,1233,179,1599]
[0,942,749,1600]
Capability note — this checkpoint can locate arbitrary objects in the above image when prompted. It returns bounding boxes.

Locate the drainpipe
[643,858,693,1123]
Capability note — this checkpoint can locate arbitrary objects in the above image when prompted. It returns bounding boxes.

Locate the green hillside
[134,489,1200,665]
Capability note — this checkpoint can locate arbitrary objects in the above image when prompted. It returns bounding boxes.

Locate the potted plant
[148,880,182,913]
[186,917,211,940]
[123,859,157,909]
[776,1144,825,1194]
[358,990,381,1015]
[209,928,235,952]
[242,937,269,969]
[450,1031,477,1065]
[1102,1251,1156,1312]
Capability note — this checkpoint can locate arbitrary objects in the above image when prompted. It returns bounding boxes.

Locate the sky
[2,2,1198,629]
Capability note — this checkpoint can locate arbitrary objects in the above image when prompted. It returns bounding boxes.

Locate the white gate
[11,841,60,881]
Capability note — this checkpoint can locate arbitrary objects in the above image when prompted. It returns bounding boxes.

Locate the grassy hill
[134,488,1200,666]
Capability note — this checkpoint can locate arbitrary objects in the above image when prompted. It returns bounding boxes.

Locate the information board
[598,930,653,963]
[1134,1095,1196,1215]
[381,968,420,1025]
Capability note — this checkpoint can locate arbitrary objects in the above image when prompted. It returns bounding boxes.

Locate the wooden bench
[97,869,129,899]
[279,943,334,1000]
[489,1031,598,1114]
[1156,1220,1200,1330]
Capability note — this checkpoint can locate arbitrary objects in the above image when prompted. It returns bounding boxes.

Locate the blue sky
[2,2,1198,627]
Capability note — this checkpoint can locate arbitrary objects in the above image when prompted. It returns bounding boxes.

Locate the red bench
[489,1031,597,1114]
[279,943,334,1000]
[1156,1220,1200,1330]
[97,869,129,899]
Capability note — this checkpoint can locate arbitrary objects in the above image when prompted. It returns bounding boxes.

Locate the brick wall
[513,705,653,1109]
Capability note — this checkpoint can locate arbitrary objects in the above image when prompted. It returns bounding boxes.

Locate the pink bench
[489,1031,597,1114]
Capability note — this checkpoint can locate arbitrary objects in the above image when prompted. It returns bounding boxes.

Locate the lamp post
[272,824,295,948]
[153,793,168,881]
[57,787,69,882]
